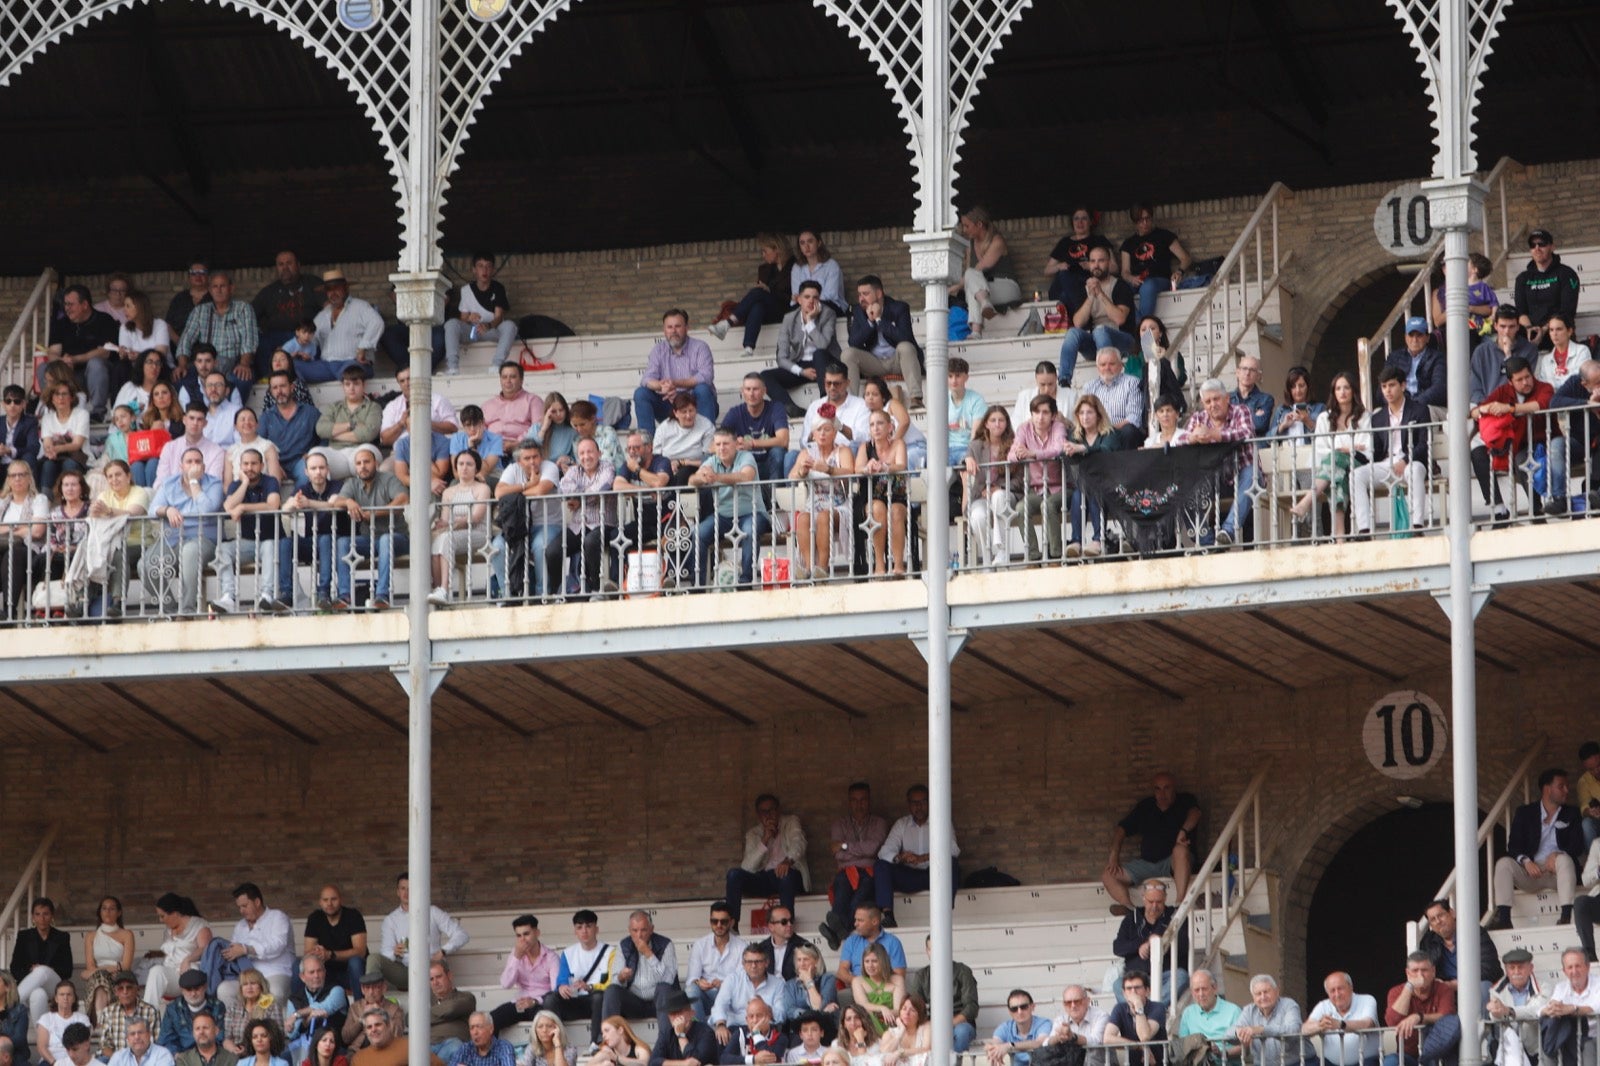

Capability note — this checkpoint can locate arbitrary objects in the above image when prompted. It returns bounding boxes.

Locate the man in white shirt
[1047,985,1111,1066]
[538,909,617,1047]
[310,271,384,380]
[801,364,869,449]
[218,883,296,1007]
[1300,971,1381,1066]
[873,784,960,928]
[1541,949,1600,1066]
[1012,361,1072,436]
[685,902,746,1022]
[378,872,470,991]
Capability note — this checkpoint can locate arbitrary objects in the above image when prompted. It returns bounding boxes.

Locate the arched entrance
[1302,265,1417,396]
[1304,802,1495,1003]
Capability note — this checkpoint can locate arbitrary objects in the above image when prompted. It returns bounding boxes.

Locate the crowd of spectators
[8,215,1598,621]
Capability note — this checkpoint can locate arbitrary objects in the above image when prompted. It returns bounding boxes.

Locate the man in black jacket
[651,991,720,1066]
[1418,898,1502,1007]
[1515,229,1580,347]
[1111,880,1189,1003]
[1488,768,1583,929]
[1353,366,1433,534]
[602,912,681,1046]
[1384,317,1449,417]
[842,276,924,407]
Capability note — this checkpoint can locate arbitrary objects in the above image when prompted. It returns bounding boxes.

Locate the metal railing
[1403,734,1545,952]
[1150,762,1272,1004]
[1356,157,1524,403]
[2,405,1595,626]
[968,1024,1428,1066]
[1161,183,1293,409]
[0,269,57,394]
[0,825,59,968]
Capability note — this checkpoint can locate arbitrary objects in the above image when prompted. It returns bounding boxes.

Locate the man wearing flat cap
[311,270,383,381]
[1487,948,1544,1066]
[160,972,226,1056]
[101,972,162,1060]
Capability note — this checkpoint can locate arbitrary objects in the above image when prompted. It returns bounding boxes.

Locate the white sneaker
[741,346,756,357]
[1083,541,1103,557]
[426,588,450,606]
[441,366,459,377]
[209,594,238,614]
[709,320,730,340]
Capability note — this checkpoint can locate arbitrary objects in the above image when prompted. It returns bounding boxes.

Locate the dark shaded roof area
[1,0,1598,274]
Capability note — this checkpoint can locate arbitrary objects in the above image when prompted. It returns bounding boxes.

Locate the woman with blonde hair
[788,409,854,581]
[0,974,29,1062]
[710,233,796,356]
[590,1015,650,1066]
[224,969,285,1055]
[952,205,1021,338]
[521,1009,577,1066]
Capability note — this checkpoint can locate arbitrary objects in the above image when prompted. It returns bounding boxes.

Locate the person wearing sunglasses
[985,991,1051,1066]
[0,386,41,483]
[1514,228,1580,348]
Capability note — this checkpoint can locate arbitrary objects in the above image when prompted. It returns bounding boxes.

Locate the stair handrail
[0,824,61,966]
[0,268,57,394]
[1159,183,1292,411]
[1402,735,1546,951]
[1150,762,1273,1002]
[1356,157,1525,402]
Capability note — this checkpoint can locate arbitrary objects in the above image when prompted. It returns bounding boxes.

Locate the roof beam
[305,674,407,736]
[1141,620,1295,691]
[514,664,648,732]
[438,680,537,737]
[727,650,866,719]
[102,682,218,752]
[623,657,755,726]
[0,689,110,752]
[964,646,1075,707]
[1244,610,1402,683]
[204,679,321,744]
[1487,600,1600,657]
[830,643,970,712]
[1353,601,1518,674]
[1037,629,1184,702]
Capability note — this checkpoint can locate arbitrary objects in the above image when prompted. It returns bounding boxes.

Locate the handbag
[1391,484,1413,536]
[127,427,171,462]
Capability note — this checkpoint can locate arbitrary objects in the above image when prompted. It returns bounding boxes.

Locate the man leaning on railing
[141,448,224,614]
[1232,976,1304,1066]
[1178,971,1241,1065]
[1383,953,1458,1066]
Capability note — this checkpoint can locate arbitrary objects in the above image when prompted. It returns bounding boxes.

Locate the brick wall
[0,656,1591,1008]
[9,156,1600,376]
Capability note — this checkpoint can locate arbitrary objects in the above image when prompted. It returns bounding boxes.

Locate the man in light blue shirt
[107,1020,175,1066]
[140,448,224,614]
[985,990,1053,1066]
[947,358,987,467]
[709,946,789,1035]
[691,429,766,588]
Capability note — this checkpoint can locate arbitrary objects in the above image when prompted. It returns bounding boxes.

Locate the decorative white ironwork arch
[0,0,412,202]
[809,0,1032,233]
[1387,0,1513,179]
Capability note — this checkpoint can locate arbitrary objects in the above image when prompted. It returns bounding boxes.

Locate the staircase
[0,268,55,394]
[0,825,60,968]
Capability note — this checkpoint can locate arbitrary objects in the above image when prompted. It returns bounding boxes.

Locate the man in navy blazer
[652,990,721,1066]
[1384,316,1448,415]
[842,275,925,407]
[0,384,41,480]
[1487,768,1583,930]
[1353,366,1434,534]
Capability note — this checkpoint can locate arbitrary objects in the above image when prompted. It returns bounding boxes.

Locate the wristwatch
[1338,1021,1346,1032]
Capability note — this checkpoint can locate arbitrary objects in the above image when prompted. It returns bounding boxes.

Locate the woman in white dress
[876,998,930,1066]
[81,895,135,1025]
[788,412,854,581]
[143,893,213,1008]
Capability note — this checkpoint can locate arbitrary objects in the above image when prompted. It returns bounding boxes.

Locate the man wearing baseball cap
[1385,316,1448,418]
[1514,228,1579,347]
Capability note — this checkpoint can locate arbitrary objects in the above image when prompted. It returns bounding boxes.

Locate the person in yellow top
[1578,742,1600,850]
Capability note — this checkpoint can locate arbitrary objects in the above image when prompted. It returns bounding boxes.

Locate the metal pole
[397,0,443,1058]
[1426,4,1483,1063]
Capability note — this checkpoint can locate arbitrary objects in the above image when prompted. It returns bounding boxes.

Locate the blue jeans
[952,1022,975,1053]
[751,448,789,483]
[1585,815,1600,851]
[38,455,83,493]
[493,526,556,598]
[132,457,160,487]
[1059,324,1136,366]
[1070,489,1102,545]
[1135,276,1166,322]
[695,511,770,587]
[633,383,719,437]
[432,1040,464,1063]
[732,287,783,350]
[335,532,410,602]
[1221,461,1256,539]
[284,532,334,604]
[294,358,371,384]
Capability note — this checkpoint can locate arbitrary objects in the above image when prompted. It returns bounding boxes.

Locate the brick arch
[1298,263,1405,378]
[1265,743,1528,1008]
